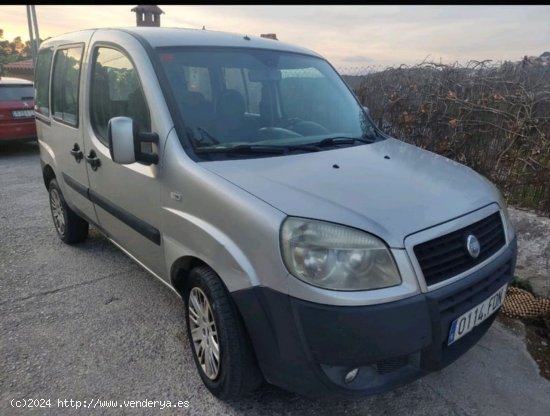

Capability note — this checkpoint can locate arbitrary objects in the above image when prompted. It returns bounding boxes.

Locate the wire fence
[337,61,550,215]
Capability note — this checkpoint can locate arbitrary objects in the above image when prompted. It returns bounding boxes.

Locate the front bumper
[232,236,517,398]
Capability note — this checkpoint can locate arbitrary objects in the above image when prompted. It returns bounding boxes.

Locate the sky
[1,5,549,69]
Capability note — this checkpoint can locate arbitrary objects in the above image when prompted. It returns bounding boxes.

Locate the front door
[82,39,165,278]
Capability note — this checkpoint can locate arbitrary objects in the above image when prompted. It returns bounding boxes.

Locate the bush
[352,60,550,214]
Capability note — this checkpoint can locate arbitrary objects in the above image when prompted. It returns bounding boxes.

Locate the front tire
[48,178,89,244]
[184,266,263,400]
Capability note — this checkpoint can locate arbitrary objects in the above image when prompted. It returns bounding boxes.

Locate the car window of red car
[0,85,34,101]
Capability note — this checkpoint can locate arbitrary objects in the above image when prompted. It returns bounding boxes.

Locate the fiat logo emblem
[466,234,481,259]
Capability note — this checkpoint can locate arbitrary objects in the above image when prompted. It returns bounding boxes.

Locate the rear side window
[0,85,34,102]
[90,47,151,145]
[183,66,212,100]
[51,46,83,126]
[221,67,261,114]
[34,47,53,115]
[242,69,262,114]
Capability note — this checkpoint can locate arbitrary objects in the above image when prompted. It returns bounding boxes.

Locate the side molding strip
[62,172,161,245]
[62,172,89,199]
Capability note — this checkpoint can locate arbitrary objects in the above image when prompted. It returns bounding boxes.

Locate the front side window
[90,47,150,145]
[51,46,83,125]
[34,47,53,116]
[158,47,379,160]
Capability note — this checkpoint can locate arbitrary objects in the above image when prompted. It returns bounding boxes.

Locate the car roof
[125,27,321,56]
[0,76,33,85]
[42,27,322,59]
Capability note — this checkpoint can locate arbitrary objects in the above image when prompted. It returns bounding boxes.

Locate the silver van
[35,27,517,400]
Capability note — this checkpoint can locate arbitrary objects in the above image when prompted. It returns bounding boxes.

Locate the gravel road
[1,142,549,415]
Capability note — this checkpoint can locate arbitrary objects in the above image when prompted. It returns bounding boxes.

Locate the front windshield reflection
[158,47,380,157]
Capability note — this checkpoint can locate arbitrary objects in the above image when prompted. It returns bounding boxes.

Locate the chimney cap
[131,5,164,15]
[260,33,278,40]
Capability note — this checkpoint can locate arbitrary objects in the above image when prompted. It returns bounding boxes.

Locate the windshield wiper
[315,136,376,147]
[196,144,320,155]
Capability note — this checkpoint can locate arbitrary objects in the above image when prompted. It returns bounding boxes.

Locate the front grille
[414,212,505,286]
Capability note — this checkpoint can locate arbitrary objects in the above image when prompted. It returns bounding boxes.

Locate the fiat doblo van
[35,27,517,400]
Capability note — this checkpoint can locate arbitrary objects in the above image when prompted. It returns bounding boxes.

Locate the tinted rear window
[0,85,34,101]
[35,47,54,116]
[51,46,83,126]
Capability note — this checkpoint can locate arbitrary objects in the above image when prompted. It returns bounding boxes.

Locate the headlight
[280,217,401,291]
[478,173,515,243]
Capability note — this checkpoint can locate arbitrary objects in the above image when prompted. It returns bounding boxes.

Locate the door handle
[85,150,101,171]
[69,143,83,163]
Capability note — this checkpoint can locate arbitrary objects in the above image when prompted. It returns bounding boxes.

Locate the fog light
[344,368,359,384]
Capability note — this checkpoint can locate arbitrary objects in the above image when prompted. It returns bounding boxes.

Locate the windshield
[0,84,34,102]
[157,47,380,158]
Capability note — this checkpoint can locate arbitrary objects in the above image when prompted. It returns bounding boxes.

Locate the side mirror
[363,106,371,117]
[108,117,159,165]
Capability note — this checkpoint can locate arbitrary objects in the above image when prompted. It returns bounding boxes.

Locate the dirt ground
[499,314,550,380]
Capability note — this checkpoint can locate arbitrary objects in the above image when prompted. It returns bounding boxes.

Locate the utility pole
[31,5,40,58]
[26,5,41,67]
[26,6,35,65]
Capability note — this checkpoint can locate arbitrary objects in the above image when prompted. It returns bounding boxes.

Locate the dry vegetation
[351,60,550,214]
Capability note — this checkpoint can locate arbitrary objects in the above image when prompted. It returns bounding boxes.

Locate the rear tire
[184,266,263,400]
[48,178,89,244]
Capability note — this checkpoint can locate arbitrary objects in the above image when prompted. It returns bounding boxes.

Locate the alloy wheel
[188,287,220,380]
[50,188,65,236]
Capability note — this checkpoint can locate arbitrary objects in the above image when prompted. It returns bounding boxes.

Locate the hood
[201,138,499,247]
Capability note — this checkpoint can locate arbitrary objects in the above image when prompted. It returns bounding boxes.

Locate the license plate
[448,284,507,345]
[11,109,34,118]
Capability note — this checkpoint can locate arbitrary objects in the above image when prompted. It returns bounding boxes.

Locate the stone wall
[509,207,550,298]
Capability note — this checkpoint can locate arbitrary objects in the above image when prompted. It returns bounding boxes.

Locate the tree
[0,31,33,65]
[12,36,28,55]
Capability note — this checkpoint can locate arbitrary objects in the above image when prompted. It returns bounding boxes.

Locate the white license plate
[11,110,34,118]
[447,284,507,345]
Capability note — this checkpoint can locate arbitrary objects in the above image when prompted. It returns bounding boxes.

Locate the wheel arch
[42,164,56,189]
[170,255,211,295]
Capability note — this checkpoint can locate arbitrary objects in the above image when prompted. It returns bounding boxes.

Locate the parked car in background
[0,76,36,143]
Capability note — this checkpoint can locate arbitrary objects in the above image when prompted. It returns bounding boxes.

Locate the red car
[0,76,37,142]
